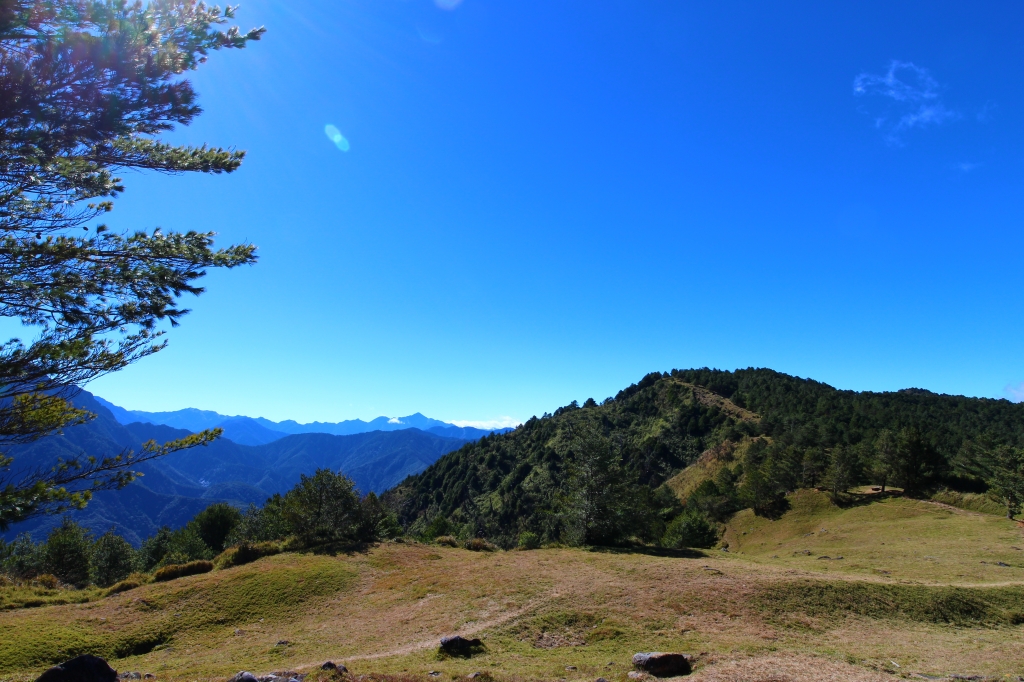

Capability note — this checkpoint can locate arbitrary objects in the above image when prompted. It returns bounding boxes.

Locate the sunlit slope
[3,536,1023,682]
[720,489,1024,584]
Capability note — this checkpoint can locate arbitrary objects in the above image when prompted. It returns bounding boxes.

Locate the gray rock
[227,674,259,682]
[440,635,483,657]
[119,674,142,681]
[37,656,118,682]
[596,678,610,682]
[565,667,577,672]
[632,652,692,677]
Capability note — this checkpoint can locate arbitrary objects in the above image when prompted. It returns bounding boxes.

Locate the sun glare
[324,124,350,152]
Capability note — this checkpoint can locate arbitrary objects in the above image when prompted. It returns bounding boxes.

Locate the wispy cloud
[387,417,403,424]
[953,162,981,173]
[853,61,958,143]
[1004,382,1024,403]
[450,416,522,430]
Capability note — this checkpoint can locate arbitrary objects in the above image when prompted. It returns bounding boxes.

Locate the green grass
[756,580,1024,626]
[0,553,356,672]
[2,492,1024,681]
[720,489,1024,584]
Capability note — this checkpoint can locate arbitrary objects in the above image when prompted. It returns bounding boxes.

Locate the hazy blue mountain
[3,390,470,544]
[95,396,507,440]
[214,417,288,446]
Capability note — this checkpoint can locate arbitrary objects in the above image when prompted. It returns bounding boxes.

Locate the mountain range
[4,391,486,545]
[92,397,503,446]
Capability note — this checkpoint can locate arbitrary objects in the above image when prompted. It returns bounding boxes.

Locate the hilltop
[386,368,1024,546]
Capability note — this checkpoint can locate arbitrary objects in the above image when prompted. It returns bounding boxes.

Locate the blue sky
[83,0,1024,426]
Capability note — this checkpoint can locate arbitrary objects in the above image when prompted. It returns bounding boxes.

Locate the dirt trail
[287,596,548,671]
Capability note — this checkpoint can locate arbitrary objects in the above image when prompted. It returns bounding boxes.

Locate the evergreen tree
[870,429,898,493]
[189,502,241,552]
[42,517,92,586]
[89,530,136,587]
[823,444,861,501]
[283,469,364,547]
[0,0,263,529]
[957,442,1024,519]
[557,419,645,546]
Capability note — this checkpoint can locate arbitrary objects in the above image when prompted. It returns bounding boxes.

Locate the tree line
[385,369,1024,548]
[1,469,399,589]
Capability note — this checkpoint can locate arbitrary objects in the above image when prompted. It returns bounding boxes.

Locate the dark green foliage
[282,469,364,547]
[662,510,718,549]
[517,531,541,549]
[557,418,653,546]
[188,503,242,552]
[89,531,137,587]
[152,560,213,582]
[388,368,1024,545]
[229,496,290,545]
[956,443,1024,519]
[42,518,92,587]
[0,532,42,579]
[138,526,173,571]
[823,444,863,501]
[0,0,263,529]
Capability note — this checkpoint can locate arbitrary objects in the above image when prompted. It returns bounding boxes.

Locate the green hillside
[386,368,1024,546]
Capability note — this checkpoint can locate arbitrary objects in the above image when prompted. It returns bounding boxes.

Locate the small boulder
[321,663,337,671]
[596,678,610,682]
[144,676,156,680]
[119,674,142,681]
[228,673,259,682]
[632,652,692,677]
[37,656,118,682]
[440,635,483,657]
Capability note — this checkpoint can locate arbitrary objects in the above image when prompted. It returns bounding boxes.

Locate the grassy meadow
[2,491,1022,682]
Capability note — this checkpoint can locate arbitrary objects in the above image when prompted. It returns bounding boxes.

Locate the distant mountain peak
[94,397,511,444]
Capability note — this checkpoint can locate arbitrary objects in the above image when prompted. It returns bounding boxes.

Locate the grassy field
[1,491,1022,682]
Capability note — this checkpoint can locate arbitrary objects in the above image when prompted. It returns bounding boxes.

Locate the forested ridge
[385,368,1024,547]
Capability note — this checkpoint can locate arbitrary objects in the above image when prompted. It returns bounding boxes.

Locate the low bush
[214,541,281,569]
[153,560,214,582]
[34,574,59,589]
[517,531,541,550]
[105,572,152,596]
[464,538,496,552]
[434,535,459,548]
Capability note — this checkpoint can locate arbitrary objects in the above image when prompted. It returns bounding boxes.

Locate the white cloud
[853,61,959,142]
[387,417,403,424]
[449,416,522,430]
[1004,382,1024,403]
[954,162,981,173]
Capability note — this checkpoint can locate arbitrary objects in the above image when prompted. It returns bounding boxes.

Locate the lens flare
[434,0,463,10]
[324,124,350,152]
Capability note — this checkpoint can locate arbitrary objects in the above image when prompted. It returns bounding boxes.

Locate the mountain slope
[3,392,469,544]
[386,368,1024,547]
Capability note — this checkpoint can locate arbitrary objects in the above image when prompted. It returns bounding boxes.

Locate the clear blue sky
[85,0,1024,427]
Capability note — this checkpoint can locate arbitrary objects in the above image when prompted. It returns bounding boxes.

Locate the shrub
[43,518,92,587]
[434,535,459,547]
[214,541,281,569]
[283,469,363,547]
[517,531,541,550]
[160,526,214,566]
[153,560,214,582]
[662,510,719,549]
[34,573,59,589]
[228,497,291,545]
[105,571,152,595]
[0,533,42,579]
[90,532,137,587]
[464,537,496,552]
[190,503,243,552]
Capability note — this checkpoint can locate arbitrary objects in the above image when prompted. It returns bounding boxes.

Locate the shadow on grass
[588,545,709,559]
